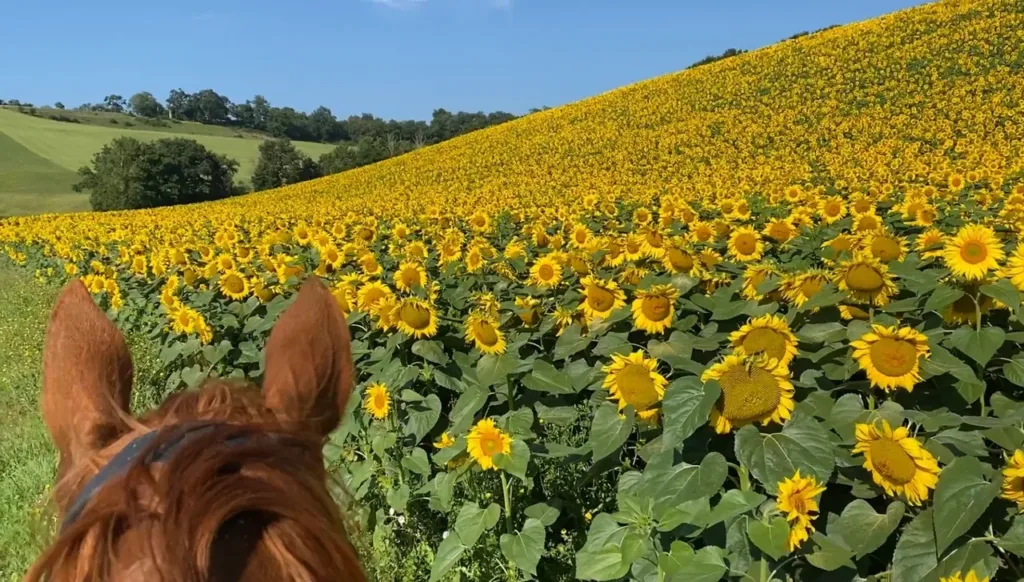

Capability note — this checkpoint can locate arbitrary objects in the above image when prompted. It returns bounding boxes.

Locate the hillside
[5,1,1024,579]
[0,108,333,216]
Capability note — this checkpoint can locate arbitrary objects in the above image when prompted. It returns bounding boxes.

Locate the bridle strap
[60,421,255,532]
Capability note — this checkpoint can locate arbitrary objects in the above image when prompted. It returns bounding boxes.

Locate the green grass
[0,265,60,579]
[0,108,335,216]
[0,265,164,578]
[0,106,270,139]
[0,132,89,216]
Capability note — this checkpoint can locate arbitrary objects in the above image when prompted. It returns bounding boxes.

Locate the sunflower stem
[868,392,876,411]
[759,558,769,582]
[500,471,514,535]
[739,463,751,491]
[869,306,875,324]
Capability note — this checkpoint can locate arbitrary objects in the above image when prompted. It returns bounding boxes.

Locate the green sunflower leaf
[924,284,964,312]
[588,403,635,461]
[746,516,789,561]
[805,532,856,572]
[981,278,1021,313]
[500,518,545,576]
[892,509,938,582]
[832,499,905,558]
[734,414,835,494]
[950,326,1005,366]
[933,456,999,554]
[663,377,720,444]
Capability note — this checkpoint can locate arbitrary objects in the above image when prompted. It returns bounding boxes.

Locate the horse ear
[42,279,134,478]
[263,277,355,437]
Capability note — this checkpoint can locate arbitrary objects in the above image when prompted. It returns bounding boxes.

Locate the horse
[25,276,367,581]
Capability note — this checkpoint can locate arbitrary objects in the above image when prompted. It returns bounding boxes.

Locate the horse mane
[25,380,365,582]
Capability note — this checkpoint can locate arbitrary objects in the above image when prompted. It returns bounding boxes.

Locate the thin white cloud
[491,0,512,10]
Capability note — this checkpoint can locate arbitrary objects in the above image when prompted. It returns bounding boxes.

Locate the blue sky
[1,0,924,121]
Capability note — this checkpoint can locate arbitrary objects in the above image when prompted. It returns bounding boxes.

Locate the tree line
[3,90,530,175]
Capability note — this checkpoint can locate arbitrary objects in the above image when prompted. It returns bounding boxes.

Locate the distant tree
[166,89,196,120]
[103,94,127,113]
[251,139,320,191]
[8,99,21,106]
[192,89,231,124]
[0,99,5,106]
[74,137,238,211]
[307,106,340,142]
[54,102,65,110]
[129,92,165,118]
[251,95,272,131]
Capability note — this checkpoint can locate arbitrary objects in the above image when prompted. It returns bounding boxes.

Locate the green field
[0,105,270,139]
[0,265,166,578]
[0,108,334,216]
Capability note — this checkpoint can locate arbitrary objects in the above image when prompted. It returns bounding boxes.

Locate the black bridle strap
[60,422,252,532]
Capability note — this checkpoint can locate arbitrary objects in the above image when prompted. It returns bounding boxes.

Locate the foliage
[3,1,1024,581]
[251,138,320,192]
[73,137,239,211]
[129,92,166,119]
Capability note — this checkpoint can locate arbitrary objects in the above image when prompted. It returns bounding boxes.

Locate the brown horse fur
[26,277,366,581]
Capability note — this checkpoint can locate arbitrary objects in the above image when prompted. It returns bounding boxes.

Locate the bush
[251,138,320,191]
[73,137,239,211]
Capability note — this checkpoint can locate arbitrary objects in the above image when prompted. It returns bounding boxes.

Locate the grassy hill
[0,108,334,216]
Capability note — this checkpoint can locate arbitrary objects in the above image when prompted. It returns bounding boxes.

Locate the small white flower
[442,530,449,540]
[389,508,395,517]
[397,515,406,526]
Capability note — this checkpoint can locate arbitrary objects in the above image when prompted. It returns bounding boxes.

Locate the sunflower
[699,249,723,270]
[529,256,563,289]
[579,276,626,320]
[850,325,930,392]
[553,306,588,336]
[916,228,947,259]
[662,242,700,275]
[942,284,996,326]
[727,226,764,262]
[467,419,512,471]
[631,285,678,334]
[818,196,848,224]
[357,281,395,313]
[863,231,908,263]
[359,252,383,277]
[853,212,882,234]
[570,223,591,248]
[363,382,391,420]
[394,297,439,338]
[701,354,795,434]
[602,351,667,421]
[515,296,542,326]
[834,253,898,306]
[839,304,871,321]
[218,269,250,301]
[394,261,427,291]
[689,220,715,244]
[763,218,795,244]
[729,315,799,370]
[939,572,989,582]
[406,241,428,261]
[741,263,779,301]
[780,269,830,308]
[434,432,456,449]
[776,470,826,552]
[1000,449,1024,507]
[374,296,400,331]
[623,233,645,261]
[852,420,939,505]
[943,224,1005,281]
[464,313,507,355]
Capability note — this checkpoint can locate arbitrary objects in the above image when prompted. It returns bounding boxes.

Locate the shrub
[73,137,239,211]
[251,138,320,191]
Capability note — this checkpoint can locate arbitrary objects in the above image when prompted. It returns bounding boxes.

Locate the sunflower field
[4,0,1024,580]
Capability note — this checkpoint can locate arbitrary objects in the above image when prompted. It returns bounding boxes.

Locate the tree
[54,102,65,110]
[166,89,194,120]
[308,106,340,142]
[129,92,165,118]
[103,94,127,113]
[192,89,231,124]
[74,137,238,211]
[252,139,320,191]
